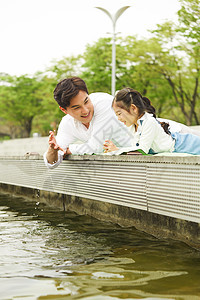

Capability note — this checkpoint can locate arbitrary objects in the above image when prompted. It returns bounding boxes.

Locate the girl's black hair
[113,87,170,134]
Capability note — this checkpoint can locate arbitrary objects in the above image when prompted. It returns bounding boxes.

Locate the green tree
[46,55,82,81]
[0,74,45,137]
[80,36,176,119]
[117,36,174,118]
[81,38,112,93]
[177,0,200,124]
[31,75,64,136]
[148,0,200,125]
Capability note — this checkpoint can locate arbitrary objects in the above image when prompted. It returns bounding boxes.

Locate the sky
[0,0,181,76]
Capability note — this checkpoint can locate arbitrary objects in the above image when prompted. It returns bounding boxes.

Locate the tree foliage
[0,75,45,137]
[46,55,83,81]
[149,0,200,125]
[0,0,199,139]
[81,38,112,93]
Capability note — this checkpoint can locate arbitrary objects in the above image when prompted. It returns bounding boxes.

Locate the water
[0,193,200,300]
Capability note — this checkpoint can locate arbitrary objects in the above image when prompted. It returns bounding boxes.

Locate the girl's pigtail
[142,96,156,118]
[160,122,170,135]
[142,96,170,135]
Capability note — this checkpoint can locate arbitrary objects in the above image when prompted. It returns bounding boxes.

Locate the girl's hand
[48,131,66,154]
[103,140,119,153]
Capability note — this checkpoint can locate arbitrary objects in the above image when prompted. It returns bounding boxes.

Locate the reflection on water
[0,193,200,300]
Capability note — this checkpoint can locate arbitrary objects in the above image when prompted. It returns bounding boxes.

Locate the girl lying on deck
[103,88,200,155]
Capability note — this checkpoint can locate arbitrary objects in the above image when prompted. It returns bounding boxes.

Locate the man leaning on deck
[43,77,132,169]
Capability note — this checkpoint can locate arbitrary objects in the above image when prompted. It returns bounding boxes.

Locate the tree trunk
[21,117,33,138]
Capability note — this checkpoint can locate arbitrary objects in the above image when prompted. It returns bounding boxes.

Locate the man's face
[61,90,94,127]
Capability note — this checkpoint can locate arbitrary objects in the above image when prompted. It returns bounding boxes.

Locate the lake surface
[0,192,200,300]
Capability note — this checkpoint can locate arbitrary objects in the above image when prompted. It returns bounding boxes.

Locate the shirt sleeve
[56,116,77,150]
[69,94,115,155]
[43,150,64,169]
[104,146,139,155]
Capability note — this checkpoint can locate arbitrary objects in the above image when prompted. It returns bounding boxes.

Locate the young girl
[103,88,200,155]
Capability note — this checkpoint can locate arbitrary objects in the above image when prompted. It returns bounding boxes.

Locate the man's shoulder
[59,114,74,127]
[90,92,113,113]
[90,92,113,103]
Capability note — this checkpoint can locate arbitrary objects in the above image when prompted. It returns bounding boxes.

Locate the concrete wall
[0,154,200,249]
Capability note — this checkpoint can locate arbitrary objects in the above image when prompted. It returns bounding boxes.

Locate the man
[44,77,132,168]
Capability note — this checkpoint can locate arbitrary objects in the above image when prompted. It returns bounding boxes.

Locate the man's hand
[46,131,71,165]
[103,140,119,153]
[48,131,66,153]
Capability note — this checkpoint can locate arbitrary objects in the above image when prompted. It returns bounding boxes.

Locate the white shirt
[112,112,175,155]
[44,92,132,168]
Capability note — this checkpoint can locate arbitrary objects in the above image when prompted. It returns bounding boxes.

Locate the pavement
[0,136,49,156]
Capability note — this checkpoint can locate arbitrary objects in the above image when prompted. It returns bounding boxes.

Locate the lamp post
[95,6,130,96]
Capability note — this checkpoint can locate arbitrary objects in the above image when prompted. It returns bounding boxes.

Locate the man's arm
[46,145,71,164]
[46,144,59,164]
[44,131,71,169]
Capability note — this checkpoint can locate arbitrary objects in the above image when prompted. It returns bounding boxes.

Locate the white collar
[136,112,153,126]
[130,112,153,135]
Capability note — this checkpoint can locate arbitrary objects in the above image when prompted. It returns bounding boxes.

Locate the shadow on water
[0,192,200,300]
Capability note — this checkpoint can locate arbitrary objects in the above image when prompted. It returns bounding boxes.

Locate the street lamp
[95,6,130,96]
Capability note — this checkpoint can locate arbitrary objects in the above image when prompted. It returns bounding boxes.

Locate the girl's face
[113,101,139,127]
